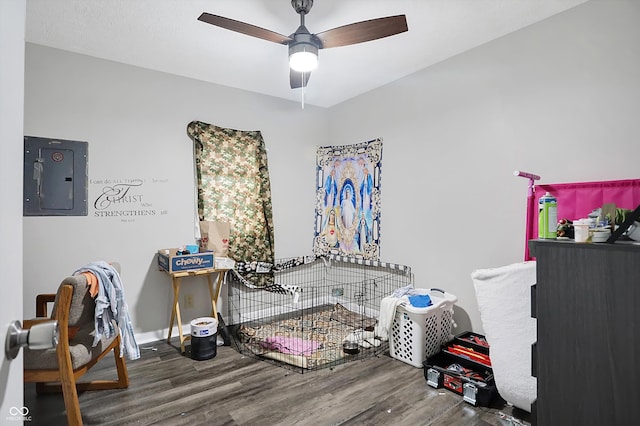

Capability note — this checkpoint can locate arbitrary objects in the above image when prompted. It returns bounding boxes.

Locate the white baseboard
[134,326,185,346]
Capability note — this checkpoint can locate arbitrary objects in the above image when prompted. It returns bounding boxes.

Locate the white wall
[327,0,640,332]
[23,0,640,339]
[23,44,328,341]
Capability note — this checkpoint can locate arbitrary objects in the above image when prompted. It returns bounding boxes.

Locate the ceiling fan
[198,0,408,89]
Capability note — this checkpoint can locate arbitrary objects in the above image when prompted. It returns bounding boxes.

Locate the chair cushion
[24,272,119,371]
[52,263,121,327]
[24,323,118,370]
[51,275,94,327]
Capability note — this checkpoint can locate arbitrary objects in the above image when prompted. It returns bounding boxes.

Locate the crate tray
[453,331,490,355]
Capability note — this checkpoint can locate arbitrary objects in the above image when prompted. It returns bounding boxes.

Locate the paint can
[538,192,558,239]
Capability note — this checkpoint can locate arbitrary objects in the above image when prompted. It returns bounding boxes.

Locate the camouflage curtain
[186,121,275,286]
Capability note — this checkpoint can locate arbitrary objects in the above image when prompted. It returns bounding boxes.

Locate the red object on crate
[457,333,490,348]
[444,374,463,393]
[444,344,492,367]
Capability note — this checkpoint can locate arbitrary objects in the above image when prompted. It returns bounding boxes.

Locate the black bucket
[190,317,218,361]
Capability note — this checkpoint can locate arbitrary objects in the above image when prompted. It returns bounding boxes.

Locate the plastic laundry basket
[389,288,457,368]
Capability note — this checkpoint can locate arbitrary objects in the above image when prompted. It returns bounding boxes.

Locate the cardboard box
[157,248,215,273]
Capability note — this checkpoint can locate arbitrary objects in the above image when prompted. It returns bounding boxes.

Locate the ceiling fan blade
[290,70,311,89]
[198,12,292,45]
[315,15,408,49]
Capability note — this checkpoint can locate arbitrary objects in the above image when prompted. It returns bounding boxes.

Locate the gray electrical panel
[23,136,88,216]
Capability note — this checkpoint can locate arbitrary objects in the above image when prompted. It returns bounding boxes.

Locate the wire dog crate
[227,255,413,373]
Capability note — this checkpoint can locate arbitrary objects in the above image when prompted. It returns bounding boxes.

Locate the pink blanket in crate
[261,336,321,356]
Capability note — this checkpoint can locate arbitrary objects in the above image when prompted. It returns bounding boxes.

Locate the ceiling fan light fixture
[289,42,318,72]
[199,3,408,90]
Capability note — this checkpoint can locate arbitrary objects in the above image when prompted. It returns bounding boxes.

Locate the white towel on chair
[471,261,537,412]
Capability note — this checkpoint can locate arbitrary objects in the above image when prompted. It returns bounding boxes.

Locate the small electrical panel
[23,136,88,216]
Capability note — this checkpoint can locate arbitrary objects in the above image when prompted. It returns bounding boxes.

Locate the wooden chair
[23,269,130,426]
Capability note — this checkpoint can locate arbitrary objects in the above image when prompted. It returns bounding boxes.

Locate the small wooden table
[164,267,229,353]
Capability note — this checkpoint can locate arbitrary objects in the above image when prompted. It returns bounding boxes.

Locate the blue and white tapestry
[313,138,382,260]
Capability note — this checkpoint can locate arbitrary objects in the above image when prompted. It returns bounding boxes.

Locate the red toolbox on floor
[423,332,500,407]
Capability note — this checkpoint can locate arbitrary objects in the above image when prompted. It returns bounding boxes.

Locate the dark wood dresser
[529,239,640,425]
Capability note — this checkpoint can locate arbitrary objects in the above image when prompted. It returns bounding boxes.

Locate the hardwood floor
[24,339,532,425]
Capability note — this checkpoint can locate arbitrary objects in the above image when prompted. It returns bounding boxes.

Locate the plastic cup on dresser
[574,219,591,243]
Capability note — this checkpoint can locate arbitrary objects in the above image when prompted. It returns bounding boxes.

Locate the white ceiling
[26,0,589,108]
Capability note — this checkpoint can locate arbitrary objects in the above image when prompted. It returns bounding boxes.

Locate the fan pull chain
[301,75,305,109]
